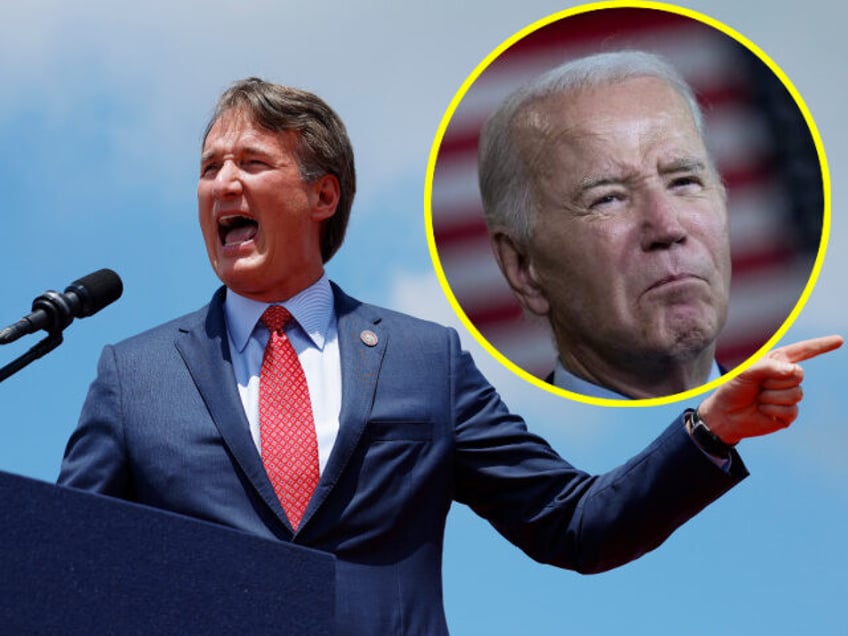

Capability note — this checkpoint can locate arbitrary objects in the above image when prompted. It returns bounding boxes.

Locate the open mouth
[218,214,259,246]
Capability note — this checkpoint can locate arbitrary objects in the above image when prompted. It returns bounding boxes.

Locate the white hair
[478,50,706,243]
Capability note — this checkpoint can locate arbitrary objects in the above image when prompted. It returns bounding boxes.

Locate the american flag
[429,7,823,380]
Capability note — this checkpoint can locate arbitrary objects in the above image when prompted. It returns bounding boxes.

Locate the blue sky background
[0,2,845,634]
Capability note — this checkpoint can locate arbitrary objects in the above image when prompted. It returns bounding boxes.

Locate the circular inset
[425,2,829,406]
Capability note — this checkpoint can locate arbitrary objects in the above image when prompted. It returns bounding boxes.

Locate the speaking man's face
[515,77,731,383]
[198,108,338,302]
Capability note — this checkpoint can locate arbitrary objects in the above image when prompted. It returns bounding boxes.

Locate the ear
[490,230,550,317]
[310,174,341,221]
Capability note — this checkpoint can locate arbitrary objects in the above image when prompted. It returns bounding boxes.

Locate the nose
[211,160,243,198]
[638,188,687,251]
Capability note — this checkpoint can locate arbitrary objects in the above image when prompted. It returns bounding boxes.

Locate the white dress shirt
[223,274,341,474]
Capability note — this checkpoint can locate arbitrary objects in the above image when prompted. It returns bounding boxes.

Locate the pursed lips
[643,272,705,295]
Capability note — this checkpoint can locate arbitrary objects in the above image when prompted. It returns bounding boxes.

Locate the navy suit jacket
[59,284,747,635]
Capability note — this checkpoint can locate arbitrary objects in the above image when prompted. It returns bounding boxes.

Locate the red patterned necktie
[259,305,319,531]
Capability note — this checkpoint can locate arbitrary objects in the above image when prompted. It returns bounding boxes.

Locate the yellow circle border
[423,0,831,408]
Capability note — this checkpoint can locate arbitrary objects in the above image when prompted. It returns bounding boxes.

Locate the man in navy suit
[59,76,840,635]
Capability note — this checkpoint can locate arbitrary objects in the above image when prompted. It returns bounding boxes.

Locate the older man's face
[517,77,731,378]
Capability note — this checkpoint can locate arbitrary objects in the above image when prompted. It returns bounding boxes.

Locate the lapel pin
[360,330,378,347]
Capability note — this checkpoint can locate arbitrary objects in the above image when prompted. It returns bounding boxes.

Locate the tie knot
[261,305,293,334]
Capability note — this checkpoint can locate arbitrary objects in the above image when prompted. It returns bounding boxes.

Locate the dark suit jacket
[59,284,747,635]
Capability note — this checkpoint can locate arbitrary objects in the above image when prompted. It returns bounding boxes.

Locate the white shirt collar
[552,359,723,399]
[223,274,335,353]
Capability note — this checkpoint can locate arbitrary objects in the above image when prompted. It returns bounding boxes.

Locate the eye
[669,175,704,193]
[242,158,272,173]
[592,194,620,206]
[587,191,627,211]
[200,162,220,178]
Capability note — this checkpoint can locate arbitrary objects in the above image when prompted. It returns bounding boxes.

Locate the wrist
[687,407,736,459]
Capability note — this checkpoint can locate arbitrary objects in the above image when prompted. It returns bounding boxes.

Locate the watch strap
[688,407,734,459]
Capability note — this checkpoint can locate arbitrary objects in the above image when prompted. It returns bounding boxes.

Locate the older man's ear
[490,230,551,318]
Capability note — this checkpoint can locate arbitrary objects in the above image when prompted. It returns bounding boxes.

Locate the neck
[559,344,717,399]
[234,268,325,304]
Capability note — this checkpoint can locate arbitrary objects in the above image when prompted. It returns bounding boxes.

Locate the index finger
[769,335,844,364]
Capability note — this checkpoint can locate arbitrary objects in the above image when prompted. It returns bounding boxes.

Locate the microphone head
[65,269,124,317]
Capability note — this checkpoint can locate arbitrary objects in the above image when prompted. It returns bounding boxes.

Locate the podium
[0,470,335,634]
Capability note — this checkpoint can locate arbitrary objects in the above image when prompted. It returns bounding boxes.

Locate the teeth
[219,214,252,227]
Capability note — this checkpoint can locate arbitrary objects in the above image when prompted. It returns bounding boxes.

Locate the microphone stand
[0,331,64,384]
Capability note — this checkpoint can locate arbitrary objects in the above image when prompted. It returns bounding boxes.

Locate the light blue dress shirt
[552,359,723,399]
[223,274,341,474]
[552,359,730,469]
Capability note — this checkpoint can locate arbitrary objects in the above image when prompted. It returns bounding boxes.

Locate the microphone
[0,269,123,344]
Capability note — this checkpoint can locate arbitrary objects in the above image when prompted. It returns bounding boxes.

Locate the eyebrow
[575,157,710,191]
[575,171,635,194]
[658,157,708,174]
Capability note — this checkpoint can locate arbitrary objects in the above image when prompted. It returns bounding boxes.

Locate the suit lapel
[298,285,387,528]
[174,288,293,534]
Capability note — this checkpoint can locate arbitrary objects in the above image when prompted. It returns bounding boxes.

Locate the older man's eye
[669,175,703,193]
[588,193,626,210]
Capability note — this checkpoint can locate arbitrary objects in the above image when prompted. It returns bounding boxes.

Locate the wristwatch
[688,408,735,459]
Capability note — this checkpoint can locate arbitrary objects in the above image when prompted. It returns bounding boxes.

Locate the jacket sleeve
[57,345,134,499]
[448,330,747,574]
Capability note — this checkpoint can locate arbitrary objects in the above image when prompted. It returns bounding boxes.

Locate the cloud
[0,1,580,209]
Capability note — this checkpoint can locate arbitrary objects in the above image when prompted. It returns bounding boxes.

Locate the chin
[642,307,719,360]
[213,264,263,295]
[663,322,720,362]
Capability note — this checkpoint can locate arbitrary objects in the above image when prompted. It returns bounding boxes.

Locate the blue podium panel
[0,471,335,635]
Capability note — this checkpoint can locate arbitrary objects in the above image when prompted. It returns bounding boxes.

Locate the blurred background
[430,6,823,381]
[0,2,844,635]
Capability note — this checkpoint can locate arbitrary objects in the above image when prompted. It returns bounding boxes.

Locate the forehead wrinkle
[568,126,710,189]
[201,120,296,164]
[510,85,716,210]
